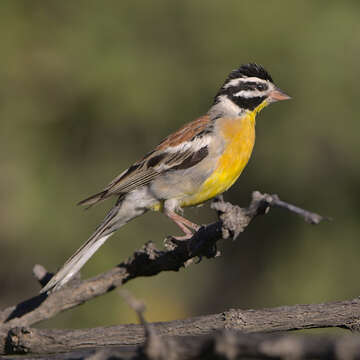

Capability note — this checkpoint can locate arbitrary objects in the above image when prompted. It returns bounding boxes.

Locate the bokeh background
[1,1,360,330]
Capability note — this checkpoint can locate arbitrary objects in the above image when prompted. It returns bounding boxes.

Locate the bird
[41,63,290,293]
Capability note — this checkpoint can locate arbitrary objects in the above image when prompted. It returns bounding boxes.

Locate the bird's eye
[256,83,266,91]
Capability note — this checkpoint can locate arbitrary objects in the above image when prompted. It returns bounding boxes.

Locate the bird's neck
[208,95,269,126]
[208,95,245,120]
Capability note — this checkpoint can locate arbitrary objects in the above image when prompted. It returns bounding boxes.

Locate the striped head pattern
[213,63,290,113]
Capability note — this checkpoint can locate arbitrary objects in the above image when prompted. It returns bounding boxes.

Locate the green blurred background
[1,1,360,329]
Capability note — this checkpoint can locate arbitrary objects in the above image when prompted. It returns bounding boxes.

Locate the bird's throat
[246,99,269,126]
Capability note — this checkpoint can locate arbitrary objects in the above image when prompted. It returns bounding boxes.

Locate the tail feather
[42,193,149,293]
[40,233,112,293]
[41,206,122,294]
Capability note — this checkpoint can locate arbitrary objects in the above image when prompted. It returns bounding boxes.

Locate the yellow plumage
[180,102,268,208]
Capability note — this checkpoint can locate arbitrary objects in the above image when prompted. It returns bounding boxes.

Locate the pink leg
[164,210,200,240]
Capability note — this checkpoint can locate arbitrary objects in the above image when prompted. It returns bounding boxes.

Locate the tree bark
[4,298,360,355]
[5,332,360,360]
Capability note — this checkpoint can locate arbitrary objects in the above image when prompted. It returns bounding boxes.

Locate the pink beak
[269,87,291,102]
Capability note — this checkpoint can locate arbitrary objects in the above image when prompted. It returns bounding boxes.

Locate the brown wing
[155,115,210,150]
[78,115,211,208]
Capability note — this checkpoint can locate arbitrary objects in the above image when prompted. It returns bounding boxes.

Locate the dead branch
[89,333,360,360]
[4,297,360,355]
[6,333,360,360]
[0,191,327,355]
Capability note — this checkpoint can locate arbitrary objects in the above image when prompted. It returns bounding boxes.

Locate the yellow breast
[180,112,256,207]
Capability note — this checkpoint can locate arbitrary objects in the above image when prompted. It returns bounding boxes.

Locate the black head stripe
[214,80,268,110]
[229,95,267,111]
[237,81,258,91]
[231,81,268,93]
[228,63,273,82]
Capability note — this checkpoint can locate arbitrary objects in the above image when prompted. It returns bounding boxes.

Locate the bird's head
[212,63,290,117]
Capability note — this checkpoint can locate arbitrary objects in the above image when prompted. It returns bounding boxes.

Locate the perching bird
[41,63,290,293]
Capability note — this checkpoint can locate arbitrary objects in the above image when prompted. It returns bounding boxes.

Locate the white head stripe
[223,78,241,88]
[223,77,268,89]
[239,77,267,83]
[233,90,266,98]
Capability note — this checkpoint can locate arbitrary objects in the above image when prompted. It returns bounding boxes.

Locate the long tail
[41,203,143,293]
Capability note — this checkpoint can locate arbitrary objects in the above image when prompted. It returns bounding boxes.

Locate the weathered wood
[5,333,360,360]
[4,298,360,354]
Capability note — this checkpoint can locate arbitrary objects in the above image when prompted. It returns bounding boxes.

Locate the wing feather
[78,115,212,207]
